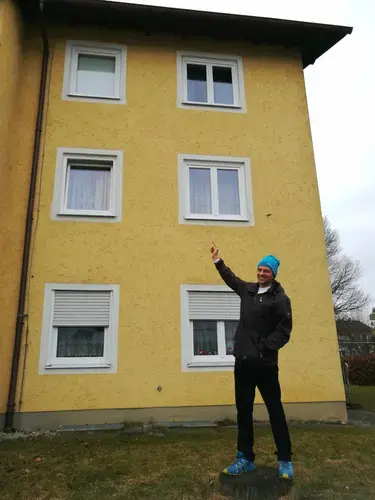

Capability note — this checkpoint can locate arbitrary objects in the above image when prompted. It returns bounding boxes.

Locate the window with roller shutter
[180,284,240,371]
[39,284,120,374]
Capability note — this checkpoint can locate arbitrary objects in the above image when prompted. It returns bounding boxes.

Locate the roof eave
[19,0,353,68]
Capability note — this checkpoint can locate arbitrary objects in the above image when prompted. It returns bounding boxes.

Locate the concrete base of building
[3,401,347,431]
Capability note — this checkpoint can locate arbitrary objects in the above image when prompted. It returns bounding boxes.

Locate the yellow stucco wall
[0,0,27,416]
[0,0,22,195]
[5,26,345,417]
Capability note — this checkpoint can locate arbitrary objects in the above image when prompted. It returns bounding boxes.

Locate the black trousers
[235,358,292,462]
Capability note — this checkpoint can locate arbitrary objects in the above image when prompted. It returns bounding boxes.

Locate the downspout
[5,0,49,431]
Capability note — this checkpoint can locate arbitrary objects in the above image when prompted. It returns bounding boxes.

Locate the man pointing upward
[211,243,294,480]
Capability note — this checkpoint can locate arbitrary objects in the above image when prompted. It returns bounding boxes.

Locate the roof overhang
[20,0,353,68]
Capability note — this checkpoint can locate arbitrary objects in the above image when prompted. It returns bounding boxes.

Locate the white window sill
[187,360,235,368]
[182,100,242,109]
[45,363,112,370]
[179,101,245,113]
[184,215,249,222]
[67,92,121,101]
[58,211,117,218]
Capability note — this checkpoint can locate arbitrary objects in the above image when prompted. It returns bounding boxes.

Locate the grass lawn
[350,386,375,411]
[1,426,375,500]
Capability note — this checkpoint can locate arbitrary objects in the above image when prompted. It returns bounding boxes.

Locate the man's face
[257,266,274,287]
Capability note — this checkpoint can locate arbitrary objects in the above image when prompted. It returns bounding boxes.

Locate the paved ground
[347,407,375,427]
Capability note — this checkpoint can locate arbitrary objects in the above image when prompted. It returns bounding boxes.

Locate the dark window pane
[225,321,238,355]
[193,320,218,355]
[57,327,104,358]
[187,64,208,102]
[213,66,234,105]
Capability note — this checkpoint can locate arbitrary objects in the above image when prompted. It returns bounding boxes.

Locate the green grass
[350,386,375,411]
[1,426,375,499]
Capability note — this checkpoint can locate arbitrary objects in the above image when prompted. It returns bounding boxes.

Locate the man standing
[210,244,294,480]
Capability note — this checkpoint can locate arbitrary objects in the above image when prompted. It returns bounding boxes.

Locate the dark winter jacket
[215,259,292,365]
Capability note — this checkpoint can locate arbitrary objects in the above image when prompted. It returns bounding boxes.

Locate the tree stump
[219,467,297,499]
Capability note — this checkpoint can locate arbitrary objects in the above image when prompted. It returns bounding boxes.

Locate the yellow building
[0,0,352,430]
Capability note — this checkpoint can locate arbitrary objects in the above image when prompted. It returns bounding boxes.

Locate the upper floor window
[62,41,127,104]
[51,148,123,222]
[178,154,254,226]
[177,52,246,112]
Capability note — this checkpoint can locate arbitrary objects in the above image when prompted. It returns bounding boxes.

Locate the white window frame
[51,148,123,222]
[39,283,120,374]
[176,51,246,112]
[62,40,127,104]
[178,154,254,226]
[181,285,239,372]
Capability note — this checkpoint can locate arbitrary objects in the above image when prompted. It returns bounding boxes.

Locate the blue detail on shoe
[279,460,294,480]
[223,452,256,476]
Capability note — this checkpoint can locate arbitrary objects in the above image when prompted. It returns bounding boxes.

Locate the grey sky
[112,1,375,308]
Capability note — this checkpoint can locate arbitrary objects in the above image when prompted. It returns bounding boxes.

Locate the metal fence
[338,340,375,357]
[339,341,375,407]
[340,354,352,404]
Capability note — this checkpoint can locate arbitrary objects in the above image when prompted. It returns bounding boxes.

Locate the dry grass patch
[0,426,374,499]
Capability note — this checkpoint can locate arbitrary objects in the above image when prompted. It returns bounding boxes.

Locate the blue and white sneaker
[223,452,256,476]
[279,460,294,480]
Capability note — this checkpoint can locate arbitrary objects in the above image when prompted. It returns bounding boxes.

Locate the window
[39,284,120,374]
[62,41,127,103]
[178,154,253,226]
[180,285,240,371]
[177,52,246,111]
[51,148,123,222]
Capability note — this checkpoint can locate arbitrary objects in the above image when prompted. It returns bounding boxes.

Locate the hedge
[344,355,375,386]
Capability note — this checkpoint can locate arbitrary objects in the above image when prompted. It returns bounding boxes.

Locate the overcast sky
[112,1,374,307]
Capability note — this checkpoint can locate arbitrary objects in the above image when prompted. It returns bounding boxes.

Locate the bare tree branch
[323,217,370,318]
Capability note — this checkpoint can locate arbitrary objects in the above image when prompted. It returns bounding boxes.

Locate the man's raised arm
[210,243,247,297]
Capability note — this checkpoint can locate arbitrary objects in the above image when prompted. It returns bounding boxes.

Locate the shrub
[344,355,375,386]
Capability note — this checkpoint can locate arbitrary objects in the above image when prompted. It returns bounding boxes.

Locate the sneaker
[222,452,256,476]
[279,460,294,480]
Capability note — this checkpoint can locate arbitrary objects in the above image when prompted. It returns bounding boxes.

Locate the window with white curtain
[62,41,127,103]
[39,284,120,374]
[177,52,246,112]
[178,154,253,225]
[180,285,240,371]
[52,148,123,222]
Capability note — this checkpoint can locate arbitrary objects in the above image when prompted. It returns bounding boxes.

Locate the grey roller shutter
[53,290,111,327]
[188,291,240,320]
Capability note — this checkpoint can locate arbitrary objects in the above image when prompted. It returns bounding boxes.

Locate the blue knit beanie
[257,254,280,277]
